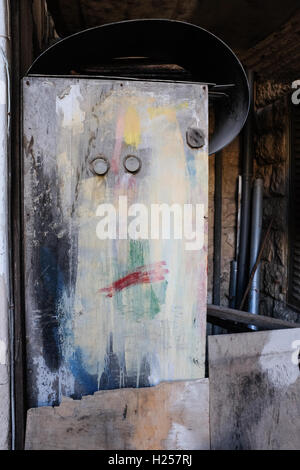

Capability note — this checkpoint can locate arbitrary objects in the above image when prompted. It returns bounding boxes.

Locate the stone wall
[208,79,300,324]
[254,79,300,323]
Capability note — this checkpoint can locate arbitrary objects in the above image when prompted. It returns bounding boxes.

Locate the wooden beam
[207,304,299,331]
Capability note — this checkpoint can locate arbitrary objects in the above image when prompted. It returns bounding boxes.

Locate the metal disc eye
[91,157,109,176]
[186,127,205,149]
[123,155,141,173]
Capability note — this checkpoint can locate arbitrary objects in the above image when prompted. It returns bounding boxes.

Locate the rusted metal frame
[10,0,27,450]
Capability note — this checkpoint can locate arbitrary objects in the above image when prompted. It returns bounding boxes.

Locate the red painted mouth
[98,261,168,297]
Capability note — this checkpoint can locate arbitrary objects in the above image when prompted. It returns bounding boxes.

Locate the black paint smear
[123,404,128,420]
[99,333,151,392]
[27,146,78,374]
[137,356,151,388]
[100,333,122,390]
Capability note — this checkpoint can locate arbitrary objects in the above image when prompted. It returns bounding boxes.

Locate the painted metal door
[23,77,208,407]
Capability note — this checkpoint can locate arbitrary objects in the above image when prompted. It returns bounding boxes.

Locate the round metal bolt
[123,155,142,173]
[91,157,109,176]
[186,127,205,149]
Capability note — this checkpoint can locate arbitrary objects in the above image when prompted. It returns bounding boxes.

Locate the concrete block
[25,379,210,450]
[209,328,300,449]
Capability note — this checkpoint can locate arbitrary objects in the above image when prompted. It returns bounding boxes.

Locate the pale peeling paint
[0,80,5,105]
[56,83,85,134]
[123,106,141,147]
[0,275,8,360]
[32,355,75,407]
[69,91,207,385]
[0,339,6,365]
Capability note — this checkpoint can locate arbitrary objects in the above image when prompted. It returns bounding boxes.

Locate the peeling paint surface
[0,339,6,365]
[23,78,208,407]
[0,80,6,106]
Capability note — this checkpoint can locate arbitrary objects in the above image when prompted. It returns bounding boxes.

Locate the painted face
[24,78,208,404]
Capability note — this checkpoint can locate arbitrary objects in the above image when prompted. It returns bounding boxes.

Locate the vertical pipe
[213,151,222,305]
[248,178,263,314]
[212,151,222,334]
[236,70,254,308]
[0,0,12,450]
[229,176,242,308]
[229,260,238,308]
[236,175,242,260]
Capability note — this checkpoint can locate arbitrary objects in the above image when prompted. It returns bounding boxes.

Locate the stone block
[255,80,290,109]
[270,164,286,196]
[25,379,210,450]
[255,132,286,165]
[209,328,300,450]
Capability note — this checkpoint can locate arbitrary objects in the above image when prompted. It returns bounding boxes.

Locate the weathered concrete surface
[209,329,300,450]
[25,379,209,450]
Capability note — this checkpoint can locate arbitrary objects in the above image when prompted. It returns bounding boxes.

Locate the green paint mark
[129,240,145,270]
[149,286,160,318]
[127,240,165,320]
[149,280,168,318]
[158,280,168,305]
[114,241,169,320]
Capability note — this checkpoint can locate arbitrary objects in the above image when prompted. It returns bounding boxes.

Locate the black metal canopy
[27,19,250,154]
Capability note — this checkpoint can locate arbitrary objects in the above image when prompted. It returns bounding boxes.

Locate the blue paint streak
[186,151,197,186]
[69,347,98,396]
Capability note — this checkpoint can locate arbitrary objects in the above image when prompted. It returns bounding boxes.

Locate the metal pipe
[0,0,12,450]
[236,70,254,308]
[228,176,242,309]
[229,260,238,308]
[236,175,242,260]
[212,151,223,335]
[248,178,263,315]
[213,151,223,307]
